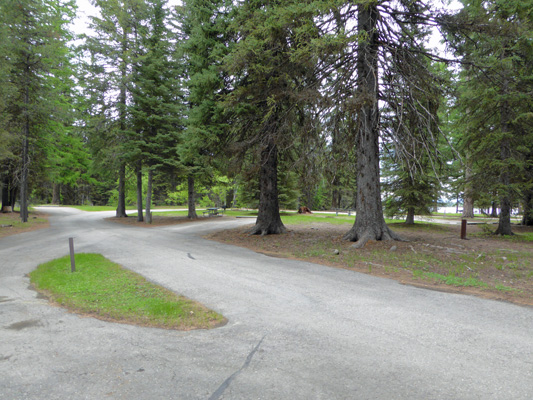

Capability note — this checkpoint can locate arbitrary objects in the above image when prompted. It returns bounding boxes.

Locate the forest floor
[0,211,49,239]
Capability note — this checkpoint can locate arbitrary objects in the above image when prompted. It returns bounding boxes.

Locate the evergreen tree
[443,0,533,235]
[223,0,320,235]
[1,0,76,221]
[129,0,183,223]
[83,0,146,217]
[326,0,447,246]
[177,0,232,219]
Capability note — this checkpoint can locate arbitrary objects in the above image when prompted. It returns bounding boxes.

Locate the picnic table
[203,207,219,217]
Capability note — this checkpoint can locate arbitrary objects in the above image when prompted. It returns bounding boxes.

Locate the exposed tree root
[249,223,287,236]
[343,225,405,248]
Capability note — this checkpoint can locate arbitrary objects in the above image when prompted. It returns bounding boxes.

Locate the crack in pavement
[208,335,266,400]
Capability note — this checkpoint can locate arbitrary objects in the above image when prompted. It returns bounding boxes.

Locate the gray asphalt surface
[1,207,532,400]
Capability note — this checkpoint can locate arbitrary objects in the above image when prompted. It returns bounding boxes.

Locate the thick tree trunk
[145,168,152,224]
[52,183,60,205]
[116,163,127,217]
[136,161,143,222]
[405,207,415,225]
[187,175,197,219]
[250,141,286,235]
[462,156,475,218]
[343,4,400,248]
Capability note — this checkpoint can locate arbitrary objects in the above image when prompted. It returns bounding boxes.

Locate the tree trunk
[116,163,127,217]
[462,156,474,218]
[405,207,415,225]
[232,182,238,208]
[250,141,286,235]
[20,79,30,223]
[490,200,499,218]
[187,175,197,219]
[9,185,17,210]
[331,178,341,210]
[495,76,513,236]
[343,4,400,247]
[136,161,143,222]
[52,183,61,205]
[116,31,128,219]
[522,190,533,226]
[145,168,153,224]
[1,176,13,213]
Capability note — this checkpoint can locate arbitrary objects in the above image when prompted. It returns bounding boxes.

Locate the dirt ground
[0,211,50,239]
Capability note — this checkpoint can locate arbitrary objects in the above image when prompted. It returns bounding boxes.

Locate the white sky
[71,0,182,35]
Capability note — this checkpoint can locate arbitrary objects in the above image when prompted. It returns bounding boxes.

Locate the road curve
[1,207,532,399]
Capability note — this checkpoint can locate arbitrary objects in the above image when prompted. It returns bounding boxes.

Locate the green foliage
[177,0,232,180]
[0,0,78,217]
[445,0,533,232]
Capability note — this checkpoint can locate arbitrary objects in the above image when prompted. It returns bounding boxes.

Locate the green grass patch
[412,270,489,288]
[0,210,48,238]
[129,210,189,217]
[29,253,226,330]
[279,212,355,225]
[0,211,47,228]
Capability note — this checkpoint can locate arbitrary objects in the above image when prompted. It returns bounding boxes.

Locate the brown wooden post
[69,237,76,272]
[460,219,467,240]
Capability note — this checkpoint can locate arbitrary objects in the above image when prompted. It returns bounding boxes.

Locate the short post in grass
[69,237,76,272]
[460,219,467,240]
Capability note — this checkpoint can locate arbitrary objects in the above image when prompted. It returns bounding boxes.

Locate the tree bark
[490,200,498,218]
[405,207,415,225]
[343,4,400,247]
[52,183,61,205]
[250,141,286,235]
[495,76,513,235]
[187,175,197,219]
[116,30,128,219]
[462,156,475,218]
[20,75,30,223]
[1,176,13,213]
[145,168,152,224]
[522,190,533,226]
[136,161,143,222]
[116,163,127,217]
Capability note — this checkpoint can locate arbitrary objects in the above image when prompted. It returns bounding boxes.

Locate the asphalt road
[1,207,532,400]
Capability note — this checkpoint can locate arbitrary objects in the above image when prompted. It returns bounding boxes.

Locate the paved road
[1,207,532,399]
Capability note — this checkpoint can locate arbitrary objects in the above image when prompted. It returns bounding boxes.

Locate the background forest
[1,0,532,238]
